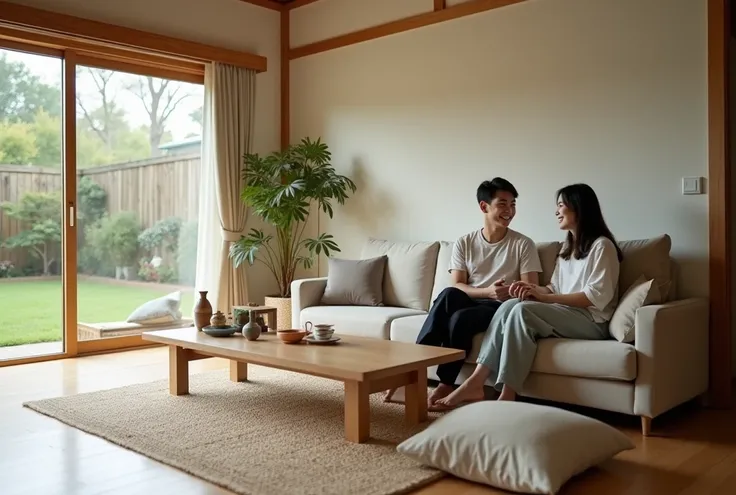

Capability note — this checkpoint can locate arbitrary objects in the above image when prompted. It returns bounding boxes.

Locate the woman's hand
[510,281,550,302]
[520,285,550,302]
[509,281,533,299]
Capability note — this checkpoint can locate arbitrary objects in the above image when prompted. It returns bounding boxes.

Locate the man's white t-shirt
[449,229,542,289]
[547,236,620,322]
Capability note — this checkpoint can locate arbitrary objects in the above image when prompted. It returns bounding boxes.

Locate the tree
[32,109,62,167]
[75,67,122,151]
[0,53,60,123]
[189,106,203,128]
[0,121,37,165]
[127,76,191,156]
[1,192,62,275]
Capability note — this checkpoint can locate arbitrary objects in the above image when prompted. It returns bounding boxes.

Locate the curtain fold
[195,62,255,312]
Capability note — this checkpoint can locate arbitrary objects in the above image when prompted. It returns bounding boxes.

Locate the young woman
[435,183,623,408]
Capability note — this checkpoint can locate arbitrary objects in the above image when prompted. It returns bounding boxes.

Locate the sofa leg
[641,416,652,436]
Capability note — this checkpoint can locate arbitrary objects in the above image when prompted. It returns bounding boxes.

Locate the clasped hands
[488,279,548,302]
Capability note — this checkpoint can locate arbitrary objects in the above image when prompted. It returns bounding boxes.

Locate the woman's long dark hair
[557,183,623,262]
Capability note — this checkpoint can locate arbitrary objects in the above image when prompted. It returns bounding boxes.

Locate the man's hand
[487,278,510,301]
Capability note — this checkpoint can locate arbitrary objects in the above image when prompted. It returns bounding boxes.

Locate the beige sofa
[291,235,709,435]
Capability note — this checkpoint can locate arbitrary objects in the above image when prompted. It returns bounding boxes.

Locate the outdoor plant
[0,260,14,278]
[0,191,61,276]
[229,137,356,298]
[138,216,182,256]
[86,211,142,274]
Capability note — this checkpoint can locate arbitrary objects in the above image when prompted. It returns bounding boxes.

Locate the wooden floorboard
[0,347,734,495]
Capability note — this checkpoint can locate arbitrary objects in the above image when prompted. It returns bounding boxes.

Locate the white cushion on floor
[397,401,634,494]
[300,306,426,339]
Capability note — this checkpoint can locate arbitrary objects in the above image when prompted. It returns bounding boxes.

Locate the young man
[386,178,542,409]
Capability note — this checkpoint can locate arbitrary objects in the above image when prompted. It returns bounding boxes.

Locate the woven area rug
[23,366,444,495]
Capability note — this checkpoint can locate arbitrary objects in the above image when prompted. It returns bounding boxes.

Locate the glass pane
[0,47,64,360]
[75,64,202,343]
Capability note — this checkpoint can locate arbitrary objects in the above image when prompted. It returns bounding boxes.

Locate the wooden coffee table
[142,328,465,443]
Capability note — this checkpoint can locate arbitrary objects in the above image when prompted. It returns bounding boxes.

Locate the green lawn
[0,279,194,347]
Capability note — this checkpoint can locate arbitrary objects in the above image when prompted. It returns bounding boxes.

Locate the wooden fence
[0,154,201,268]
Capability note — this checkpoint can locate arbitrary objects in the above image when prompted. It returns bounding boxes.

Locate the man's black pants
[415,287,501,386]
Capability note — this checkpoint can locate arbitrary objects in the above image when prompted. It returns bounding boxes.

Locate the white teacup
[307,322,334,340]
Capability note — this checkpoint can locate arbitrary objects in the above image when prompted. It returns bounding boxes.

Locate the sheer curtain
[195,62,256,312]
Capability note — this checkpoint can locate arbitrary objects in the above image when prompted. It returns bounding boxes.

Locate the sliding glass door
[0,42,204,364]
[0,45,66,362]
[74,57,203,351]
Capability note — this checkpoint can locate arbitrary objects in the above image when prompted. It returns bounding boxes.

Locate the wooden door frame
[709,0,733,409]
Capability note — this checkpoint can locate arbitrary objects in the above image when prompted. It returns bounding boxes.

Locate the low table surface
[142,327,464,382]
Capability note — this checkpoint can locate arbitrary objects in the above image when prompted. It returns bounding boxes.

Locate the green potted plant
[230,137,357,330]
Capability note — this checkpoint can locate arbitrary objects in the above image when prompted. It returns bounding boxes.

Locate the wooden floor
[1,347,735,495]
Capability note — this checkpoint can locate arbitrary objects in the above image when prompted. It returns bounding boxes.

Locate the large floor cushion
[391,315,637,381]
[300,306,426,339]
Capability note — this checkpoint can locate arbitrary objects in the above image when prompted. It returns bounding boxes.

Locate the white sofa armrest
[633,297,709,419]
[290,278,327,328]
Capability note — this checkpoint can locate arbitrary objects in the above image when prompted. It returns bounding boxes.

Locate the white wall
[291,0,709,300]
[6,0,282,302]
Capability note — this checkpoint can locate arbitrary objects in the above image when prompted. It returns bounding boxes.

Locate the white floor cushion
[397,401,634,494]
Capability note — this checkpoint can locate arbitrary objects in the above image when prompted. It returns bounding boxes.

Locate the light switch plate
[682,177,703,195]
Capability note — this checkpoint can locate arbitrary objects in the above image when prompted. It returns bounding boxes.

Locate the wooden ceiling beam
[290,0,528,60]
[0,1,268,72]
[285,0,323,10]
[239,0,284,11]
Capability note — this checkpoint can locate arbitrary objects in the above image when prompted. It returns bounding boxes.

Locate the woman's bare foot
[497,385,517,401]
[435,379,485,408]
[428,383,454,404]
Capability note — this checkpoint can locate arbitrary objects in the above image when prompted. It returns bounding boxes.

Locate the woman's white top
[547,236,620,322]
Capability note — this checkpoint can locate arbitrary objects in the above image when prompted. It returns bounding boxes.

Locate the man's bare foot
[435,380,485,408]
[428,383,454,405]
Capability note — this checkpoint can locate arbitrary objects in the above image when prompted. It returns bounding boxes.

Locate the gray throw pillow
[320,256,387,306]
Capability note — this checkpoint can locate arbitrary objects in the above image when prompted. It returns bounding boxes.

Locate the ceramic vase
[194,291,213,331]
[242,310,262,341]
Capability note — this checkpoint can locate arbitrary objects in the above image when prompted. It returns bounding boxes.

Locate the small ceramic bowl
[277,329,306,344]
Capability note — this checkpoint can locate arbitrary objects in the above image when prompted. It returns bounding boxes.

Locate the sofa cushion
[618,234,672,302]
[361,238,440,311]
[300,306,426,340]
[535,241,562,287]
[390,314,428,343]
[532,339,637,381]
[608,275,660,343]
[430,241,454,304]
[391,316,636,381]
[320,255,387,306]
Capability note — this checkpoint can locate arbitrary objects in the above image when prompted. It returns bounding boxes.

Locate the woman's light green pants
[476,298,610,392]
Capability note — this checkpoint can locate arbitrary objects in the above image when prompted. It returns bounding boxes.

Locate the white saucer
[305,336,340,345]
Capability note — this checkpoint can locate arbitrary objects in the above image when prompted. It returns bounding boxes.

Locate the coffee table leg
[344,380,370,443]
[169,345,189,396]
[229,360,248,382]
[404,370,428,424]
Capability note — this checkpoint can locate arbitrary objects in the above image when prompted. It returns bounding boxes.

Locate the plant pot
[264,296,291,331]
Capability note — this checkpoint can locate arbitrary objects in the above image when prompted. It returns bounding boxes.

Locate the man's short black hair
[476,177,518,204]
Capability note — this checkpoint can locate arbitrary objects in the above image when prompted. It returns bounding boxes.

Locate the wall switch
[682,177,703,195]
